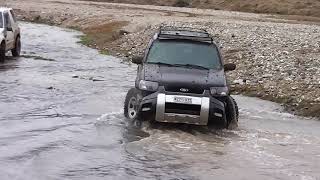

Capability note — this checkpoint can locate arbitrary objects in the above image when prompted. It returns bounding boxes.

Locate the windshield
[146,40,222,69]
[0,13,3,28]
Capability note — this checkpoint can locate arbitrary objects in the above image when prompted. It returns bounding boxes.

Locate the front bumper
[139,87,226,125]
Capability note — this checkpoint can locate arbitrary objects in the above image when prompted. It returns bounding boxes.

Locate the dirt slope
[5,0,320,117]
[85,0,320,17]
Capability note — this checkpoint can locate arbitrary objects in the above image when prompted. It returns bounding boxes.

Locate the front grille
[165,103,201,115]
[165,85,204,94]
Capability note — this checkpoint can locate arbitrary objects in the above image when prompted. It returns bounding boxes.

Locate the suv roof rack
[158,26,214,43]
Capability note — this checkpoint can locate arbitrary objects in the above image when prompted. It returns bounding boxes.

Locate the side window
[4,12,11,29]
[10,10,17,22]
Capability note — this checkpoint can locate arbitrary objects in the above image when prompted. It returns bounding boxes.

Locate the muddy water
[0,23,319,180]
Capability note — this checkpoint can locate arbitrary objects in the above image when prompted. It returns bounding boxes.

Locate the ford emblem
[180,88,189,92]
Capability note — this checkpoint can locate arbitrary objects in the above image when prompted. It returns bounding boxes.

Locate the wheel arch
[0,39,5,48]
[0,39,6,62]
[15,33,21,40]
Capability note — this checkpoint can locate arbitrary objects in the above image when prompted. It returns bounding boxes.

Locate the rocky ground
[3,0,320,117]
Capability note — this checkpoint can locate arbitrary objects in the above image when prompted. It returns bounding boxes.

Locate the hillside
[85,0,320,17]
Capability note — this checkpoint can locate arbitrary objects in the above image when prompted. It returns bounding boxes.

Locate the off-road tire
[0,42,5,63]
[124,88,143,121]
[225,96,239,129]
[12,36,21,57]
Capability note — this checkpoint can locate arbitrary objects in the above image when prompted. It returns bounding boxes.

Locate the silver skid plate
[155,94,210,125]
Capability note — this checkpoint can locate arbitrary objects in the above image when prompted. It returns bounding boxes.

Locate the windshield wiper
[148,62,209,70]
[173,64,209,70]
[148,62,174,66]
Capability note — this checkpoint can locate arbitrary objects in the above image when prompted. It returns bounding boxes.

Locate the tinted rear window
[10,10,17,22]
[0,13,3,28]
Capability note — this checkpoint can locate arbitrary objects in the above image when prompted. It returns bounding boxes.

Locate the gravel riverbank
[5,0,320,118]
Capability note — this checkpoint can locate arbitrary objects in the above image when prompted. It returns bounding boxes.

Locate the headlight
[138,80,159,91]
[210,87,229,96]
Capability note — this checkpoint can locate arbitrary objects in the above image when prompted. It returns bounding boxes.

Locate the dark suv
[124,26,238,129]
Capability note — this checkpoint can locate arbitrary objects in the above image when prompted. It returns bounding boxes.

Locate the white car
[0,7,21,62]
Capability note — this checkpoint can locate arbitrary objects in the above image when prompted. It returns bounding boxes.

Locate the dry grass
[81,21,128,49]
[267,14,320,24]
[82,0,320,18]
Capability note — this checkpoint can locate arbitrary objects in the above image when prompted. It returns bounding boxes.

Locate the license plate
[173,96,192,104]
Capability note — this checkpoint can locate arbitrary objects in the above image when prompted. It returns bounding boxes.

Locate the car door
[3,12,14,50]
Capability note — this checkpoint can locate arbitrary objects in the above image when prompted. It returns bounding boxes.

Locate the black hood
[142,64,227,93]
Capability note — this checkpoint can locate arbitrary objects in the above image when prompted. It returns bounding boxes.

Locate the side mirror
[224,63,236,72]
[7,27,13,31]
[132,55,143,64]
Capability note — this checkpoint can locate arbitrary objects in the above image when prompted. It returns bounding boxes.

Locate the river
[0,23,319,180]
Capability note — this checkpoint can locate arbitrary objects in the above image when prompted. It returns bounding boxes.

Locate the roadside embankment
[7,0,320,118]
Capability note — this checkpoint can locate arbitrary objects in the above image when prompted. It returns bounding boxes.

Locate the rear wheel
[12,36,21,57]
[0,42,5,63]
[225,96,239,129]
[124,88,143,120]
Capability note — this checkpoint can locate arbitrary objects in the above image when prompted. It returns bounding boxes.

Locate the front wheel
[225,96,239,129]
[124,88,143,120]
[12,36,21,57]
[0,42,5,63]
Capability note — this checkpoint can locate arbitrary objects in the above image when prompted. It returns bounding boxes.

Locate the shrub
[174,0,190,7]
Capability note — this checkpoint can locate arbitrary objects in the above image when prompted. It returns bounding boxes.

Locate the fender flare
[0,36,4,44]
[14,34,20,46]
[15,33,20,40]
[0,37,5,47]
